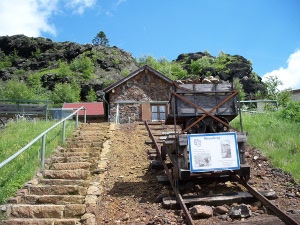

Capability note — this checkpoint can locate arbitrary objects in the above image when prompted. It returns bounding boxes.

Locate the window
[151,105,166,121]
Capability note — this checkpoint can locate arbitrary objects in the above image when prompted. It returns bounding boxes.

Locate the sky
[0,0,299,90]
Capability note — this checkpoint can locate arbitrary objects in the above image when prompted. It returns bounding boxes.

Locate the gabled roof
[63,102,104,116]
[102,65,174,93]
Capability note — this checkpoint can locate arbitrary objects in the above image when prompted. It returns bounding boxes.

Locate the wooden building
[102,65,174,123]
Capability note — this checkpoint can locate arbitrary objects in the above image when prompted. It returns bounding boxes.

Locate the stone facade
[104,66,173,123]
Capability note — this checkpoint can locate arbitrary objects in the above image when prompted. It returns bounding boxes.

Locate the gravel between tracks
[91,122,300,225]
[93,123,183,225]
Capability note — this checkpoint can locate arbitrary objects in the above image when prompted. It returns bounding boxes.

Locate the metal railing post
[75,112,79,127]
[62,120,66,143]
[41,134,46,168]
[84,108,86,123]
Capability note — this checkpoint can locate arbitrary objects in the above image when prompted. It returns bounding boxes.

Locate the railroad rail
[145,121,300,225]
[145,121,194,225]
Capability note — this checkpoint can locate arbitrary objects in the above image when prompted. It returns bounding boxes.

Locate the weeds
[231,112,300,180]
[0,119,76,204]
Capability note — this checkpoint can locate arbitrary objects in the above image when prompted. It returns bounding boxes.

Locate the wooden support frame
[171,90,239,134]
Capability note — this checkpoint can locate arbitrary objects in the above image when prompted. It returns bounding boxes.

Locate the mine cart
[162,82,250,183]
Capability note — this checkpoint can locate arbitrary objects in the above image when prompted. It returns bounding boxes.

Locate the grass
[0,119,76,204]
[231,112,300,181]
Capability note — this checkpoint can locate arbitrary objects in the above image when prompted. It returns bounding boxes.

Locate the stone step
[68,137,104,142]
[65,142,103,148]
[1,218,81,225]
[46,155,91,164]
[61,147,100,153]
[27,185,87,195]
[63,156,91,163]
[74,128,104,133]
[71,135,104,140]
[6,204,85,218]
[54,154,100,162]
[148,126,164,130]
[63,151,100,157]
[39,179,89,187]
[43,169,90,180]
[21,195,85,204]
[51,162,91,170]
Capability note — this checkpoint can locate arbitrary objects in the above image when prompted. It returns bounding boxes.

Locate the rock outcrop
[0,35,139,98]
[0,35,265,100]
[175,52,265,97]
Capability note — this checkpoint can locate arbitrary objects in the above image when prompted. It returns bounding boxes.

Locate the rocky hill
[174,52,265,98]
[0,35,265,100]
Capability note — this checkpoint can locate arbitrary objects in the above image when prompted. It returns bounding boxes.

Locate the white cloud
[263,49,300,91]
[116,0,126,6]
[0,0,96,37]
[65,0,96,14]
[0,0,57,37]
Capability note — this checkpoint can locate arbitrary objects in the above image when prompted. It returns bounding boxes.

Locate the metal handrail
[0,99,54,121]
[238,99,279,111]
[0,106,86,170]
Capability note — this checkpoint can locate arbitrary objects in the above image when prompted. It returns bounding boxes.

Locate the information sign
[188,132,240,173]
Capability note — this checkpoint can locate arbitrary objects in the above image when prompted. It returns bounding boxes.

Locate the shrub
[50,80,81,107]
[121,69,130,77]
[85,87,97,102]
[57,60,73,78]
[190,56,214,75]
[278,101,300,122]
[233,78,246,100]
[0,79,39,100]
[0,55,12,69]
[70,56,94,80]
[137,55,187,80]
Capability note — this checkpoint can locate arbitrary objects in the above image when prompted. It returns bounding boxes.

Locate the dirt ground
[90,122,300,225]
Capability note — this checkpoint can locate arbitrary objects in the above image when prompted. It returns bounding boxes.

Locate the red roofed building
[63,102,105,122]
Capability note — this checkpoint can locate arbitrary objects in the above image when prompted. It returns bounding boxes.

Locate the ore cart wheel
[186,117,206,133]
[210,116,229,133]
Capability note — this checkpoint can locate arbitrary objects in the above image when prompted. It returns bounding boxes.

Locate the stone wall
[108,71,172,123]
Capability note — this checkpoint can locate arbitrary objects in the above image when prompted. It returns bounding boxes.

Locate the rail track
[145,121,300,225]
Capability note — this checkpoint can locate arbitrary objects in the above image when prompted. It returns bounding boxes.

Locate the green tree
[233,78,246,100]
[92,31,109,47]
[0,51,12,69]
[57,60,72,78]
[137,55,187,80]
[262,75,291,107]
[50,80,81,106]
[85,87,97,102]
[137,55,158,67]
[190,56,214,75]
[263,75,283,100]
[27,73,50,98]
[70,56,94,80]
[0,79,41,100]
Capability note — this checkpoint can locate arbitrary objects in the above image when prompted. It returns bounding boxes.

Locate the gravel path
[90,122,300,225]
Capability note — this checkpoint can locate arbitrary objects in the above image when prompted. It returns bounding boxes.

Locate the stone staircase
[1,123,110,225]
